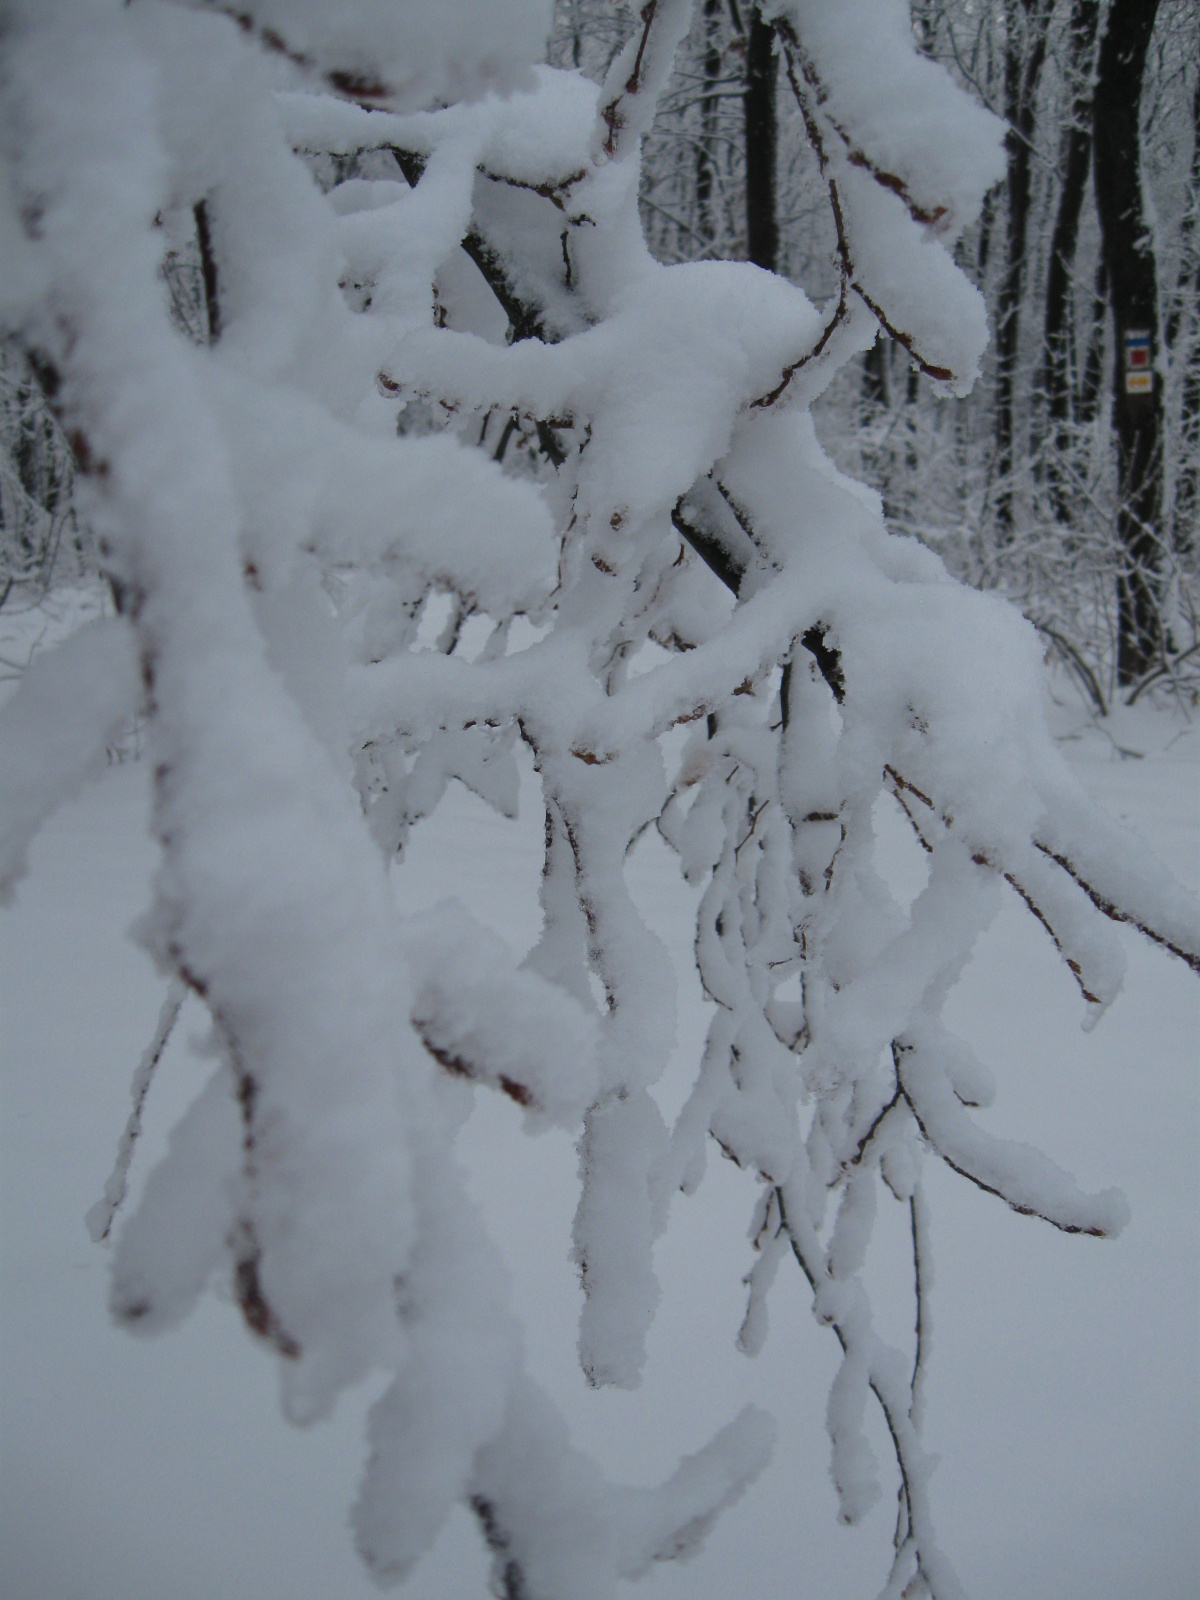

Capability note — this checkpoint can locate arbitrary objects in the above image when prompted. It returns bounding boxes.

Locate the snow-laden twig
[86,981,186,1244]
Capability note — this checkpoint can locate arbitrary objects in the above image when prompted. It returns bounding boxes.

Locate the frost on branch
[1,3,1197,1599]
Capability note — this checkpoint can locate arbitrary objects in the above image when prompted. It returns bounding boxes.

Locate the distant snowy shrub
[1,4,1196,1598]
[0,343,86,605]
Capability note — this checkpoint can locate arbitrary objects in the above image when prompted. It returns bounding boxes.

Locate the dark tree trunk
[1041,0,1100,517]
[1171,75,1200,556]
[744,7,777,272]
[995,0,1051,538]
[696,0,723,250]
[862,338,889,412]
[977,187,994,283]
[859,337,892,517]
[905,366,919,478]
[1093,0,1163,684]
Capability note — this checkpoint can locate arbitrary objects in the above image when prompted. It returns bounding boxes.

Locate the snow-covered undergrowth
[1,4,1197,1598]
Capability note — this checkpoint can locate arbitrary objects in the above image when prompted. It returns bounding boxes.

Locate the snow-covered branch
[2,2,1195,1596]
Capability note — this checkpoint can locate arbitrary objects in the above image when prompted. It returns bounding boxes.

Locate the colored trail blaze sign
[1124,329,1152,396]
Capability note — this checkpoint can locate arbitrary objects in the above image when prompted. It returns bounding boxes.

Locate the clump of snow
[770,0,1005,232]
[404,899,601,1129]
[213,0,553,113]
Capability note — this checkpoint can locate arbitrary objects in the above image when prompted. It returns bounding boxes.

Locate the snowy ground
[2,596,1197,1600]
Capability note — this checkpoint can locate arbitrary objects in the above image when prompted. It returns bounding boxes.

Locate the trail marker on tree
[1123,328,1153,395]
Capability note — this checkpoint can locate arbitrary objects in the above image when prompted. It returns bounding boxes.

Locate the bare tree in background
[1094,0,1166,683]
[994,0,1053,538]
[1039,0,1100,520]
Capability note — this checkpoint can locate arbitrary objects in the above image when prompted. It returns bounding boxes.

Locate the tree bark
[1170,74,1200,556]
[744,6,777,272]
[862,337,888,411]
[1076,254,1108,426]
[1040,0,1100,518]
[859,337,894,520]
[977,186,994,283]
[696,0,723,250]
[1093,0,1164,683]
[995,0,1052,538]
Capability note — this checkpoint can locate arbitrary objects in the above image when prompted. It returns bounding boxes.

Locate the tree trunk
[977,186,994,283]
[696,0,723,250]
[1076,254,1108,426]
[744,6,777,272]
[1170,75,1200,557]
[1093,0,1163,684]
[860,337,892,518]
[995,0,1051,538]
[862,338,888,411]
[1040,0,1099,517]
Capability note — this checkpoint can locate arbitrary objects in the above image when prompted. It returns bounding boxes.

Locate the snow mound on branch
[390,261,823,526]
[212,370,558,615]
[404,900,601,1129]
[110,1066,243,1335]
[773,0,1005,230]
[280,64,598,188]
[836,163,991,392]
[469,1378,776,1600]
[222,0,553,112]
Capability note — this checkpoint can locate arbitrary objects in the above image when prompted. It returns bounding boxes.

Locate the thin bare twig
[86,980,186,1243]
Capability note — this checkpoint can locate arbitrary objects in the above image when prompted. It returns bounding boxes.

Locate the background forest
[14,0,1193,718]
[556,0,1200,712]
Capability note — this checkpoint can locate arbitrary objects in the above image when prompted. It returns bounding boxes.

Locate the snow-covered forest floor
[2,588,1196,1600]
